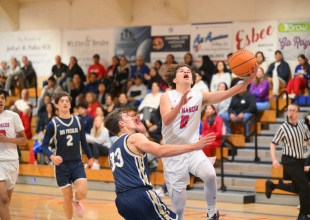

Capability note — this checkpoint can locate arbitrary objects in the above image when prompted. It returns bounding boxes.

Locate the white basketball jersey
[162,90,202,145]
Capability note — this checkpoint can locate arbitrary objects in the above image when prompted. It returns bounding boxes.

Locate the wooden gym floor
[10,184,298,220]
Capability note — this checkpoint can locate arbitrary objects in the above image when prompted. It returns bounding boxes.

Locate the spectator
[36,102,56,136]
[0,61,8,89]
[201,105,223,157]
[144,67,168,91]
[130,55,150,79]
[86,116,112,170]
[184,52,199,73]
[64,56,86,91]
[266,50,291,98]
[76,103,93,134]
[103,94,115,117]
[85,92,100,118]
[127,75,147,107]
[154,60,162,72]
[145,107,162,144]
[159,54,177,78]
[199,55,215,87]
[106,56,119,82]
[97,82,108,105]
[34,94,52,139]
[21,56,37,88]
[113,56,130,95]
[250,67,270,111]
[256,51,268,73]
[221,80,257,136]
[82,72,100,95]
[210,61,231,92]
[114,93,133,110]
[51,55,68,87]
[286,54,310,99]
[214,82,231,116]
[192,72,209,93]
[69,74,85,109]
[5,57,25,94]
[87,54,106,81]
[95,105,105,117]
[39,76,63,106]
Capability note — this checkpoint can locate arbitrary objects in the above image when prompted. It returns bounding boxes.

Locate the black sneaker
[265,180,275,199]
[297,214,310,220]
[207,210,220,220]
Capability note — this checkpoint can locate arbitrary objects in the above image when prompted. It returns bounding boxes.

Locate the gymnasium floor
[11,184,298,220]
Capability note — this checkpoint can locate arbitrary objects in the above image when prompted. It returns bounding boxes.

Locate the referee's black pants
[275,155,310,215]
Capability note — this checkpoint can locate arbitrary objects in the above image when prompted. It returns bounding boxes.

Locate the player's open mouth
[184,75,189,79]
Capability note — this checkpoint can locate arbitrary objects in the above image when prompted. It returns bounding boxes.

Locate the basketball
[228,49,257,78]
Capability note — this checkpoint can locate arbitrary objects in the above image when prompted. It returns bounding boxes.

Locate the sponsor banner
[277,21,310,60]
[62,29,114,72]
[115,26,151,63]
[233,20,278,61]
[151,35,190,52]
[190,22,233,62]
[0,30,61,76]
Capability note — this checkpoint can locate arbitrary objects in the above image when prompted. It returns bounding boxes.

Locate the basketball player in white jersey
[160,64,257,219]
[0,89,28,220]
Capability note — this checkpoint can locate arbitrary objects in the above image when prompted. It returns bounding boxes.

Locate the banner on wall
[233,20,278,61]
[115,26,151,63]
[151,25,191,63]
[277,21,310,61]
[190,22,233,62]
[62,29,114,73]
[0,30,61,76]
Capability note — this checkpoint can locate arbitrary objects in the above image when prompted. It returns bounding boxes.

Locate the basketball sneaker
[207,210,220,220]
[73,200,84,217]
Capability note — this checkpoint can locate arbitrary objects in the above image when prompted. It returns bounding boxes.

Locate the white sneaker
[154,188,165,197]
[92,162,100,170]
[288,93,296,99]
[73,200,84,217]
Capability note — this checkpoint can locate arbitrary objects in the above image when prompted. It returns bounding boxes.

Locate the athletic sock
[207,206,216,217]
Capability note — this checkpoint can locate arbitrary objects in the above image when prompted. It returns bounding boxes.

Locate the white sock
[207,205,216,217]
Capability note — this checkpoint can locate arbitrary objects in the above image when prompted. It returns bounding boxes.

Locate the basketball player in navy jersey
[41,92,93,220]
[160,64,257,219]
[104,108,216,220]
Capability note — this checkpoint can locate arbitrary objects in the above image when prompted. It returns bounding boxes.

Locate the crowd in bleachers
[1,50,310,168]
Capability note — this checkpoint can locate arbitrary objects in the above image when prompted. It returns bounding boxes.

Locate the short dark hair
[77,102,88,109]
[55,92,72,104]
[104,108,127,136]
[164,64,196,89]
[0,89,8,99]
[287,103,300,112]
[93,54,100,59]
[275,50,282,55]
[48,76,56,82]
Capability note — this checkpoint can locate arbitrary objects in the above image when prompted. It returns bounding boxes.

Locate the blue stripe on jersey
[109,134,152,194]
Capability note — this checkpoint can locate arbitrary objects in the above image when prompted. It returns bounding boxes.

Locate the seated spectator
[103,94,115,116]
[138,82,162,123]
[114,93,133,110]
[250,67,270,111]
[130,55,150,79]
[97,82,108,105]
[36,102,56,136]
[158,54,177,78]
[184,52,199,73]
[87,54,106,81]
[0,61,8,89]
[192,72,209,93]
[266,50,291,98]
[106,56,119,83]
[154,60,162,72]
[86,115,112,170]
[199,55,215,87]
[69,74,85,109]
[213,82,231,116]
[34,94,52,139]
[76,103,93,134]
[221,80,257,136]
[256,51,268,73]
[201,105,223,157]
[38,76,63,106]
[51,55,68,88]
[82,72,100,95]
[285,54,310,99]
[11,89,33,139]
[126,105,138,117]
[210,61,231,92]
[145,108,162,144]
[127,75,147,107]
[144,67,168,91]
[114,56,130,95]
[5,57,25,94]
[64,56,86,91]
[85,92,100,118]
[95,105,105,117]
[21,56,37,88]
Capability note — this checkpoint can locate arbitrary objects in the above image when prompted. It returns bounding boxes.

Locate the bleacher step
[234,149,281,162]
[215,162,272,174]
[256,193,298,206]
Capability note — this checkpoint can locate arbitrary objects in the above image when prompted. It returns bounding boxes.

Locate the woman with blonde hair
[86,115,112,169]
[250,67,270,111]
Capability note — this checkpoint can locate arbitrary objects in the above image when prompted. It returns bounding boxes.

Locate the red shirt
[87,102,100,118]
[88,64,106,78]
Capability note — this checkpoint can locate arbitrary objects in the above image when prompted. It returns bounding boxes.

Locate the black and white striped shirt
[272,121,310,159]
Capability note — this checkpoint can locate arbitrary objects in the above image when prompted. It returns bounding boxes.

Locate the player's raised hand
[134,115,147,134]
[179,89,192,107]
[194,133,216,150]
[246,63,258,82]
[50,155,63,166]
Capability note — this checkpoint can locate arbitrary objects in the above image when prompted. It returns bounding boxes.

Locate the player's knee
[76,190,87,199]
[0,193,10,206]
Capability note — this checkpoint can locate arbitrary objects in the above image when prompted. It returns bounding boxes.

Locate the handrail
[276,91,289,117]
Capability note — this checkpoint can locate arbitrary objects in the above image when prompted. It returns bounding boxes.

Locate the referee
[265,104,310,220]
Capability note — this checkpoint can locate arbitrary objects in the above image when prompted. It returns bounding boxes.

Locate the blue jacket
[266,60,291,83]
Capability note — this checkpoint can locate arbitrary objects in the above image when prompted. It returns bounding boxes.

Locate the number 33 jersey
[162,90,202,145]
[109,134,152,194]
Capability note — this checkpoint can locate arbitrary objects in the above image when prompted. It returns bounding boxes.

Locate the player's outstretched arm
[127,132,216,158]
[202,65,258,106]
[160,89,192,126]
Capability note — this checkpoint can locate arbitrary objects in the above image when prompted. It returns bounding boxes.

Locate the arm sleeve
[41,122,55,158]
[79,118,93,159]
[272,126,284,145]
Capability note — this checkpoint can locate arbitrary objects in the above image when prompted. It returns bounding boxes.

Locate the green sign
[278,22,310,32]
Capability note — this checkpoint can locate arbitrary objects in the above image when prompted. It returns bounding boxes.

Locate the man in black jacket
[220,80,257,136]
[266,50,291,98]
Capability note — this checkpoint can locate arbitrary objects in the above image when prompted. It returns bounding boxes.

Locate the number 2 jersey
[162,90,202,145]
[41,116,92,162]
[109,134,152,194]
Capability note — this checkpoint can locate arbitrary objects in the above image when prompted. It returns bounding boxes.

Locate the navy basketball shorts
[115,187,177,220]
[55,160,86,188]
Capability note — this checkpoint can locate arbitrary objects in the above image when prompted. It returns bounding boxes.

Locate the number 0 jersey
[109,134,152,194]
[162,90,202,145]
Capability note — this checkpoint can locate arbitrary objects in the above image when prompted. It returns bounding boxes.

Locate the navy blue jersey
[109,134,152,194]
[41,116,92,161]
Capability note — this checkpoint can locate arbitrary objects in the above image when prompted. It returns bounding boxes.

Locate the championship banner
[233,21,278,61]
[277,21,310,61]
[62,29,114,72]
[190,22,233,62]
[115,26,151,63]
[0,30,61,76]
[151,25,191,63]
